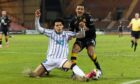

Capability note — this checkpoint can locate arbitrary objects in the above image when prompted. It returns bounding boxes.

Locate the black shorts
[131,31,140,39]
[74,38,96,51]
[0,27,9,36]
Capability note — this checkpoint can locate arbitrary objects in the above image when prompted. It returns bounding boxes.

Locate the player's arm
[7,17,11,24]
[75,28,85,38]
[127,19,133,28]
[5,17,11,27]
[35,9,52,36]
[35,17,45,33]
[67,29,85,40]
[35,9,45,33]
[86,15,96,32]
[127,23,132,28]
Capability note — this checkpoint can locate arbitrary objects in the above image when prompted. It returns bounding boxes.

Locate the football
[92,69,102,80]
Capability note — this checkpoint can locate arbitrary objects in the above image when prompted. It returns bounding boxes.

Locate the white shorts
[42,58,68,71]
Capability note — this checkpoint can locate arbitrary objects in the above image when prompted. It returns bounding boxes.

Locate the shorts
[41,58,68,71]
[0,27,9,36]
[74,38,96,51]
[131,31,140,39]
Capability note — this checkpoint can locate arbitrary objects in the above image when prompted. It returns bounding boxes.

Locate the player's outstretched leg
[63,61,89,82]
[23,64,47,78]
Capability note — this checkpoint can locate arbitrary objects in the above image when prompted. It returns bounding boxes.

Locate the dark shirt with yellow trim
[69,13,96,40]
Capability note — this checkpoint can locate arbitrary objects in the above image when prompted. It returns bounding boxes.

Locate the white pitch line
[121,79,140,84]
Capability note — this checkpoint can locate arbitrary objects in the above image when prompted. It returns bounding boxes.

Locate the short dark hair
[53,17,64,26]
[76,4,85,7]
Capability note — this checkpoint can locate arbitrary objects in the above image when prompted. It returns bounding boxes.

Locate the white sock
[72,65,85,77]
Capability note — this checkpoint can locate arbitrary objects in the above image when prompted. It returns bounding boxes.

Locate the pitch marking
[122,79,140,84]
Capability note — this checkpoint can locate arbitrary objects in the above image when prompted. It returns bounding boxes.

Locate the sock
[91,53,102,70]
[131,40,134,48]
[134,43,137,52]
[5,36,8,43]
[71,53,77,64]
[0,40,2,45]
[72,65,85,77]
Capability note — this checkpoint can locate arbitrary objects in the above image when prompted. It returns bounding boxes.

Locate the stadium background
[0,0,140,84]
[0,0,140,34]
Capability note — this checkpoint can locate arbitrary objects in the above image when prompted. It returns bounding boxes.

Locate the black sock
[93,59,102,71]
[131,40,134,48]
[0,40,2,45]
[91,54,102,71]
[134,43,137,52]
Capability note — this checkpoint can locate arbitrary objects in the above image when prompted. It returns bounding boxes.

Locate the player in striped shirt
[27,9,96,81]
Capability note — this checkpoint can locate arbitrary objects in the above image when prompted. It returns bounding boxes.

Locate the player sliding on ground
[26,9,96,81]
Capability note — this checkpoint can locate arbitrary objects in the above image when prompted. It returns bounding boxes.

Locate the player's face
[75,6,85,17]
[135,13,139,19]
[2,11,7,16]
[54,22,64,33]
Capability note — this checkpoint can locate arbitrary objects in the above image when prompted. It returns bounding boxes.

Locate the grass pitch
[0,34,140,84]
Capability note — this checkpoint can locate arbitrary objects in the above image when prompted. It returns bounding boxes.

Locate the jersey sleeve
[35,17,53,37]
[66,31,76,37]
[130,19,133,25]
[86,14,96,33]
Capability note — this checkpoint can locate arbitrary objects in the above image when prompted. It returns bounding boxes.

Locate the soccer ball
[92,69,102,80]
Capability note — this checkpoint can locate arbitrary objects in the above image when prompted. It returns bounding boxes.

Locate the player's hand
[79,21,86,28]
[4,23,7,25]
[79,21,89,31]
[127,25,130,28]
[35,9,41,17]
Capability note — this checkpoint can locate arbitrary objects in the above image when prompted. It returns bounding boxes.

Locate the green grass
[0,34,140,84]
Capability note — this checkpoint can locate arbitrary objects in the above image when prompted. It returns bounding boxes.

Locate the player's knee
[72,45,81,53]
[72,48,80,53]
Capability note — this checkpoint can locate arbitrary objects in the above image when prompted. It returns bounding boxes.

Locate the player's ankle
[5,42,9,47]
[28,72,37,77]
